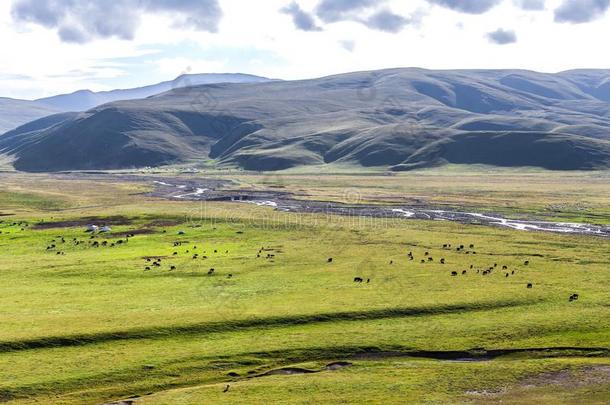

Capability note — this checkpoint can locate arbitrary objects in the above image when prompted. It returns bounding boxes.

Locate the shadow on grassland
[0,299,540,353]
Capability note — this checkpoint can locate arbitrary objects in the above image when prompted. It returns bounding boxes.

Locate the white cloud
[487,28,517,44]
[10,0,222,43]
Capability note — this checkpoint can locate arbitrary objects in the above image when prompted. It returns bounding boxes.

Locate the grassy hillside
[3,68,610,172]
[0,74,272,137]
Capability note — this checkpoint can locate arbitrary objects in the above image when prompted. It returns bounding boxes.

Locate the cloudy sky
[2,0,610,99]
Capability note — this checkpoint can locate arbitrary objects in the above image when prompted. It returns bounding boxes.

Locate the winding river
[151,180,610,238]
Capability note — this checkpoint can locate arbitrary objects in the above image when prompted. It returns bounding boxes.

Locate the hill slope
[0,98,61,134]
[3,68,610,172]
[0,73,272,135]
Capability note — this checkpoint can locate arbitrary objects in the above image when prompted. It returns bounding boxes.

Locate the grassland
[0,170,609,404]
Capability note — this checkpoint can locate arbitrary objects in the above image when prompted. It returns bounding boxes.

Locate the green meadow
[0,171,608,404]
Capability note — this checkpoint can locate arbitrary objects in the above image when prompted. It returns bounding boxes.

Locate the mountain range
[0,73,271,134]
[2,68,610,172]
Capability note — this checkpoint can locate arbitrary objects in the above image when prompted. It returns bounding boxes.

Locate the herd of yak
[0,219,581,303]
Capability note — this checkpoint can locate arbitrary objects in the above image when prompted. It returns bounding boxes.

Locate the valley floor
[0,169,608,404]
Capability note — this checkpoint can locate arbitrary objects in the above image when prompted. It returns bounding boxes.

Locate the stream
[150,179,610,237]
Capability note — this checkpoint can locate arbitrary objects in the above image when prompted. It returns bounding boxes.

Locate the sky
[1,0,610,100]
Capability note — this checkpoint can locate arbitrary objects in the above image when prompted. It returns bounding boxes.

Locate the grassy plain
[0,169,608,404]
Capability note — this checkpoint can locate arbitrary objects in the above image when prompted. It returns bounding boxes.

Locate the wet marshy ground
[150,179,610,238]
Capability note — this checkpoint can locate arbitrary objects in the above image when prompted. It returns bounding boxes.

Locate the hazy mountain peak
[34,72,273,112]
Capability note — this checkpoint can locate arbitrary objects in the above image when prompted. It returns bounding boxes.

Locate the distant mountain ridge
[2,68,610,172]
[34,73,273,111]
[0,98,61,134]
[0,73,272,134]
